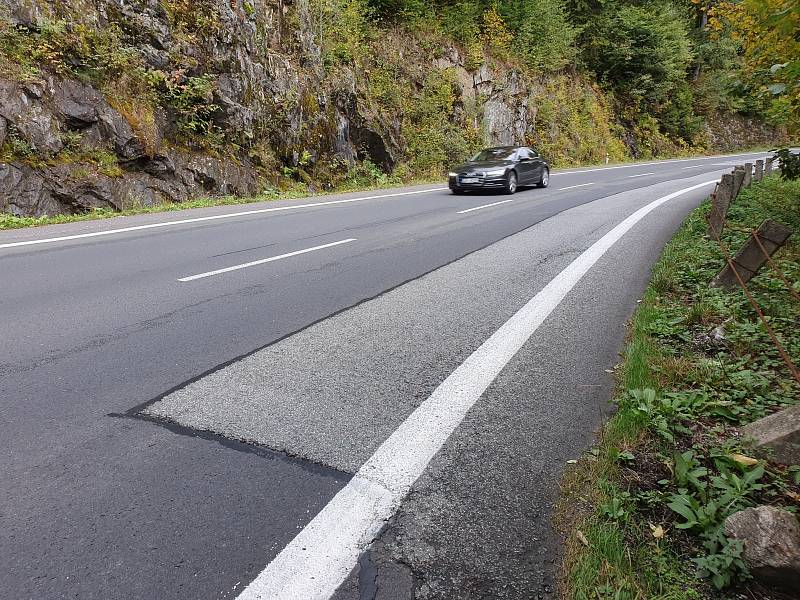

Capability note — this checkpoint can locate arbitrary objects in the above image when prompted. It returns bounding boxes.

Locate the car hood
[452,160,513,172]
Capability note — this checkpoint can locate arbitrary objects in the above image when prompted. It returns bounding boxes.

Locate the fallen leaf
[577,530,589,547]
[566,459,578,464]
[731,453,759,466]
[786,490,800,503]
[650,524,666,539]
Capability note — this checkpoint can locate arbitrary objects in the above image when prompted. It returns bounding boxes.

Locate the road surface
[0,152,769,599]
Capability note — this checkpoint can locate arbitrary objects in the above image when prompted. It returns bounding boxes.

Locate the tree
[500,0,577,71]
[709,0,800,131]
[582,4,694,106]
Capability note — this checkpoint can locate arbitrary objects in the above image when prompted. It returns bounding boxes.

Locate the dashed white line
[682,165,706,169]
[557,182,595,191]
[627,172,655,178]
[235,179,718,600]
[0,189,445,251]
[178,238,357,282]
[457,199,515,214]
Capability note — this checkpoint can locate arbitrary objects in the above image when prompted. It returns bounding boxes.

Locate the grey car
[448,146,550,195]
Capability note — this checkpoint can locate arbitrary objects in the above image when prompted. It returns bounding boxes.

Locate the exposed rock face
[724,506,800,593]
[703,112,790,152]
[0,0,368,215]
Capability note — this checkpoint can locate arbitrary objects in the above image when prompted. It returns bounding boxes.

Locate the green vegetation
[358,0,798,150]
[558,175,800,598]
[0,126,124,176]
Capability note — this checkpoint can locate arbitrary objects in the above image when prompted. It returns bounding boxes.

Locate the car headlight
[483,168,507,176]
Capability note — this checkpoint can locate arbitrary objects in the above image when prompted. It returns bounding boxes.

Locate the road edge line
[236,179,718,600]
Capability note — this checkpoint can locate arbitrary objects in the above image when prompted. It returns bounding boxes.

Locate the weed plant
[559,175,800,599]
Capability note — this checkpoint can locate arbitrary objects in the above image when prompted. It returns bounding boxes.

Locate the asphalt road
[0,151,770,599]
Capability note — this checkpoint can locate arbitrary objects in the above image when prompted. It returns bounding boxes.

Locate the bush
[773,148,800,181]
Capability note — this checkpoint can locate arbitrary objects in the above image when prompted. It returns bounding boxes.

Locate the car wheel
[538,167,550,188]
[505,171,518,195]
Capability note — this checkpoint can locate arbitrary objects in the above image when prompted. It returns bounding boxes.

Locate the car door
[516,148,536,184]
[526,147,545,182]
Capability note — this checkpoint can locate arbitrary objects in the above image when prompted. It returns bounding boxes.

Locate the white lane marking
[457,199,515,214]
[549,151,769,176]
[682,165,706,169]
[557,182,595,191]
[178,239,356,282]
[236,179,718,600]
[627,172,655,178]
[0,189,446,251]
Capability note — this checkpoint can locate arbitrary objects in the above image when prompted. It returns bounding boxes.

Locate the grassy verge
[0,170,440,230]
[557,175,800,599]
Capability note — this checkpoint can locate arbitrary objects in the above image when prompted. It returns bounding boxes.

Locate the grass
[557,174,800,599]
[0,170,440,230]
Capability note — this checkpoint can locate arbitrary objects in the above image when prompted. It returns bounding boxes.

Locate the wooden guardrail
[703,156,799,386]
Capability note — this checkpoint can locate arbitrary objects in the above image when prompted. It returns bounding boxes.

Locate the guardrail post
[765,157,774,175]
[743,162,753,187]
[754,160,764,182]
[732,167,746,200]
[711,219,793,290]
[708,173,733,239]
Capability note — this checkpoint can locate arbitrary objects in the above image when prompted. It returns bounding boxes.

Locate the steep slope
[0,0,787,217]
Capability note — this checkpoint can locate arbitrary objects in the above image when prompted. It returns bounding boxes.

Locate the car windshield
[470,148,515,162]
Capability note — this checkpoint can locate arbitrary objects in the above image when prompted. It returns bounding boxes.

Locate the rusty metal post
[755,160,764,182]
[708,173,733,239]
[711,220,794,290]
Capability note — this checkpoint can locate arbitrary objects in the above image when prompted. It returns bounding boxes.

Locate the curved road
[0,151,769,599]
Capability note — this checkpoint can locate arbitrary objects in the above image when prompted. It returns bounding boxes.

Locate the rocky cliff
[0,0,787,218]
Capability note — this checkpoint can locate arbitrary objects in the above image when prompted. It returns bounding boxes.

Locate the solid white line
[178,239,356,282]
[627,172,655,178]
[457,199,515,214]
[0,189,446,250]
[549,151,768,176]
[557,182,595,191]
[236,178,718,600]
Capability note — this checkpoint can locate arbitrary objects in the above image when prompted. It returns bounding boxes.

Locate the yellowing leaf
[577,530,589,547]
[731,453,759,466]
[650,524,666,539]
